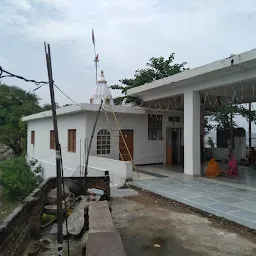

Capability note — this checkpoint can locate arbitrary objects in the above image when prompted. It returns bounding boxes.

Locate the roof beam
[141,66,256,102]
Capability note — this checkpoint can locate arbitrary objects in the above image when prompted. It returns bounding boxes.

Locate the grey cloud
[1,0,256,132]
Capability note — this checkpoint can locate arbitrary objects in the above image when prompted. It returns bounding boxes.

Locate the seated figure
[205,158,221,177]
[227,154,238,176]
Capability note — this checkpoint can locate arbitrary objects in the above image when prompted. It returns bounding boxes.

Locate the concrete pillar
[183,90,201,176]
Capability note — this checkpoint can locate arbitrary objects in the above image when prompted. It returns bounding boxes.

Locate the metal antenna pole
[95,58,98,83]
[92,28,99,83]
[44,42,63,256]
[94,44,98,83]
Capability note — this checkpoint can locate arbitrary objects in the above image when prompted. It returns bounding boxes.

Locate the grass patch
[0,186,20,223]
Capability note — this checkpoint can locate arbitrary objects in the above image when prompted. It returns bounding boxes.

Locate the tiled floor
[215,165,256,187]
[131,171,256,230]
[136,164,256,188]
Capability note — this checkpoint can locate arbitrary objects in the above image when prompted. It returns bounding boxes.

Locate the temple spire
[90,70,114,105]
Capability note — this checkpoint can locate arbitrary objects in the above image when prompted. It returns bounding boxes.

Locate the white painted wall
[88,156,132,185]
[234,136,247,161]
[212,136,246,161]
[86,110,184,165]
[26,109,184,179]
[26,112,87,179]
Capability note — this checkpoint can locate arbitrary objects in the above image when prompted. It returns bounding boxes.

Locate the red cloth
[227,154,238,176]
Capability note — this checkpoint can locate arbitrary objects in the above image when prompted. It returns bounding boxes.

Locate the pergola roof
[127,48,256,105]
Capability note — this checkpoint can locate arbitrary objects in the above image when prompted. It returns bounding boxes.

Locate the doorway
[119,130,134,161]
[166,128,182,165]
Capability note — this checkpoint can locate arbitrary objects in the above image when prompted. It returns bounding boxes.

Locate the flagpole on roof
[92,28,99,83]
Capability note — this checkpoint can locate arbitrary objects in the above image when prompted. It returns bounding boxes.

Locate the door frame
[119,129,134,161]
[166,127,172,165]
[166,127,182,165]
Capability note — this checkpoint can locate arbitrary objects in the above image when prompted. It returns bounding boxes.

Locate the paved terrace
[132,167,256,230]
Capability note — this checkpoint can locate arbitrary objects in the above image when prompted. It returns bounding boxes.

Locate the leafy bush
[0,157,42,200]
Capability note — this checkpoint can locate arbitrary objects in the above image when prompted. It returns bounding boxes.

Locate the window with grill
[31,131,35,145]
[50,130,56,149]
[148,115,163,140]
[168,116,181,122]
[68,129,76,152]
[97,129,111,154]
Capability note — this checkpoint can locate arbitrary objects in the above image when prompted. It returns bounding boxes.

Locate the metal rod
[95,57,98,83]
[80,139,82,176]
[92,29,98,83]
[230,104,233,155]
[44,42,63,255]
[59,146,70,256]
[83,138,85,175]
[84,99,103,191]
[249,102,252,164]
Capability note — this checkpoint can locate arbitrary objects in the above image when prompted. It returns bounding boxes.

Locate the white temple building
[90,70,114,105]
[23,48,256,184]
[23,67,185,185]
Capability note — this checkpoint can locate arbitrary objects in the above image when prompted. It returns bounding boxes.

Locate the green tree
[237,104,256,124]
[110,53,188,105]
[42,103,60,110]
[204,116,214,134]
[210,105,240,130]
[42,103,52,110]
[0,157,42,200]
[0,84,47,155]
[207,137,215,148]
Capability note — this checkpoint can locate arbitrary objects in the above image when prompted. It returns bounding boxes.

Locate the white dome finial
[97,70,107,84]
[93,70,114,105]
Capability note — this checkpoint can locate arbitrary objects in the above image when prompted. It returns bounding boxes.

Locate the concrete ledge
[83,201,126,256]
[86,231,126,256]
[89,201,115,232]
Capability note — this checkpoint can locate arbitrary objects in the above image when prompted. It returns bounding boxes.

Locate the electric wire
[27,84,46,94]
[54,83,88,111]
[0,66,49,86]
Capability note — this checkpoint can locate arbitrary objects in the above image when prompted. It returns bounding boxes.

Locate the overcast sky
[1,0,256,131]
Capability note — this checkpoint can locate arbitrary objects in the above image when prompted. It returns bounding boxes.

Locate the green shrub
[0,157,42,200]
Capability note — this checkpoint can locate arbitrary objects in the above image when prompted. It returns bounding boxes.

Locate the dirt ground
[111,190,256,256]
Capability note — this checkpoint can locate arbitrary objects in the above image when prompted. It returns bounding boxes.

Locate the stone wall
[0,175,110,256]
[0,144,14,161]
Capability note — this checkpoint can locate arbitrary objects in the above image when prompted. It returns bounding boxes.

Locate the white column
[184,90,201,176]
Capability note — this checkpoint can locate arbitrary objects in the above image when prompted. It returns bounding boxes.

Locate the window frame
[50,130,56,150]
[148,115,163,140]
[168,116,181,122]
[97,129,111,155]
[31,130,35,145]
[68,129,76,153]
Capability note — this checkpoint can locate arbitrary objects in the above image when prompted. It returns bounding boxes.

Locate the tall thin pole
[59,146,70,256]
[84,99,103,191]
[44,42,63,255]
[80,139,82,176]
[94,57,98,83]
[93,43,97,83]
[249,102,252,164]
[230,104,233,155]
[92,28,99,83]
